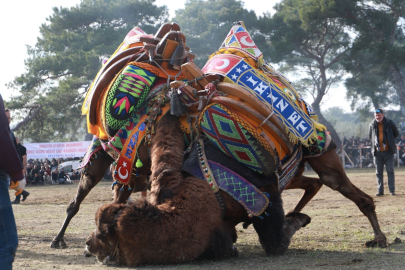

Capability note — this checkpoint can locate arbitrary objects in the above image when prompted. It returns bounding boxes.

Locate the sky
[0,0,350,111]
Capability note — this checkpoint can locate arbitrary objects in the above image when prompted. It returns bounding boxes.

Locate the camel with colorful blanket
[51,22,387,264]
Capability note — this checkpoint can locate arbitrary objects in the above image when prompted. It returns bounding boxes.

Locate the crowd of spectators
[25,157,81,185]
[340,133,405,168]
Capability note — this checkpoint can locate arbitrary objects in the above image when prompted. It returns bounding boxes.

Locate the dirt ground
[9,167,405,270]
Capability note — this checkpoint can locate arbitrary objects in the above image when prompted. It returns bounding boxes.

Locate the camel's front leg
[51,151,113,248]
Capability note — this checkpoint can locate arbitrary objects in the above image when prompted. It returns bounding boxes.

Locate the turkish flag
[234,32,257,49]
[202,54,243,76]
[115,157,131,184]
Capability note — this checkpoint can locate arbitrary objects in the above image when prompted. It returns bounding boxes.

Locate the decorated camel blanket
[80,22,332,217]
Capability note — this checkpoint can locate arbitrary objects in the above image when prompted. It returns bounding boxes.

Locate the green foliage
[8,0,168,142]
[322,107,372,138]
[340,0,405,111]
[173,0,261,67]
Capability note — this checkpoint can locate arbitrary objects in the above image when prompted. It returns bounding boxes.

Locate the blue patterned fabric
[209,160,269,216]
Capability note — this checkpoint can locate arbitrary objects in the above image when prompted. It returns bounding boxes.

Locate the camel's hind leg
[285,162,323,214]
[51,151,113,248]
[307,150,387,248]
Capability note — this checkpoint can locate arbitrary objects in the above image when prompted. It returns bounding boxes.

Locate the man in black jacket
[0,96,24,269]
[369,109,399,196]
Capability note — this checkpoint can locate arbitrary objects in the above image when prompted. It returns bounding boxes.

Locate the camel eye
[95,231,104,240]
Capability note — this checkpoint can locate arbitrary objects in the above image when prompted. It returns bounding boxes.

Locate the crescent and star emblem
[214,59,230,70]
[240,36,255,47]
[118,166,129,179]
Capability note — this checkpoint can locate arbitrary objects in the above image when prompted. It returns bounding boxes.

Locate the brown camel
[51,112,386,254]
[51,21,387,252]
[84,113,310,265]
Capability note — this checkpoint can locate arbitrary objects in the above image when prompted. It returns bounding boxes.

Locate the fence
[336,145,402,168]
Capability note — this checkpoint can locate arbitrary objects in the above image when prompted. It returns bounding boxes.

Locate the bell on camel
[169,38,185,70]
[170,92,186,116]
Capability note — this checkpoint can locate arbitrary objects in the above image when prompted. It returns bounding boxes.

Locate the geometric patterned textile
[220,21,263,61]
[79,135,103,168]
[105,64,156,135]
[299,97,319,122]
[203,53,318,144]
[200,103,277,175]
[278,145,302,192]
[202,22,327,146]
[82,26,153,115]
[180,141,270,217]
[209,160,270,217]
[106,105,149,154]
[302,129,332,159]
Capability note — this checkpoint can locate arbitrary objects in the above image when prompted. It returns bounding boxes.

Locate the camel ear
[96,203,125,236]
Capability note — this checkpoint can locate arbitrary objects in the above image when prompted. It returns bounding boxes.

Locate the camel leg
[285,172,323,213]
[307,150,387,248]
[50,151,113,248]
[112,175,149,204]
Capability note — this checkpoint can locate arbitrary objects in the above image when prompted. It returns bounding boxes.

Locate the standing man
[11,137,30,204]
[369,108,399,196]
[0,96,24,269]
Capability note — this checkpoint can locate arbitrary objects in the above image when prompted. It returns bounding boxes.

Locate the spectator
[11,137,30,204]
[399,118,405,131]
[398,135,405,147]
[58,168,68,184]
[0,95,24,269]
[34,173,44,185]
[31,165,39,178]
[51,168,59,184]
[369,108,399,196]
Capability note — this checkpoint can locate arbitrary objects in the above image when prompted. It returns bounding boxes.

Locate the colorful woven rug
[202,22,326,147]
[302,129,333,159]
[200,103,277,176]
[278,145,302,191]
[181,141,270,217]
[82,27,153,116]
[105,64,157,136]
[80,136,103,169]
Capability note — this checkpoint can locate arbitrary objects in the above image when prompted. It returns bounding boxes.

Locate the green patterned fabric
[105,65,156,136]
[302,129,332,158]
[200,104,277,176]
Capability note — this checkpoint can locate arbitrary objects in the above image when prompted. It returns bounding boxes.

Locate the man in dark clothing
[368,108,399,196]
[51,168,59,184]
[58,168,68,184]
[34,173,44,184]
[0,96,24,269]
[11,137,30,204]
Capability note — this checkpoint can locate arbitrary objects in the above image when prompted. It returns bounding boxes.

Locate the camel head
[86,203,124,264]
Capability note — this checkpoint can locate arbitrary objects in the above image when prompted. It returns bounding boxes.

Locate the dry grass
[10,168,405,269]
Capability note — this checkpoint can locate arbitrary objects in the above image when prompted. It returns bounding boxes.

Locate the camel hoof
[50,239,67,249]
[365,239,387,248]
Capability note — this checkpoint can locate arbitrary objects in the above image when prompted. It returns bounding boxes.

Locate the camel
[84,113,311,265]
[51,22,387,253]
[51,111,386,252]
